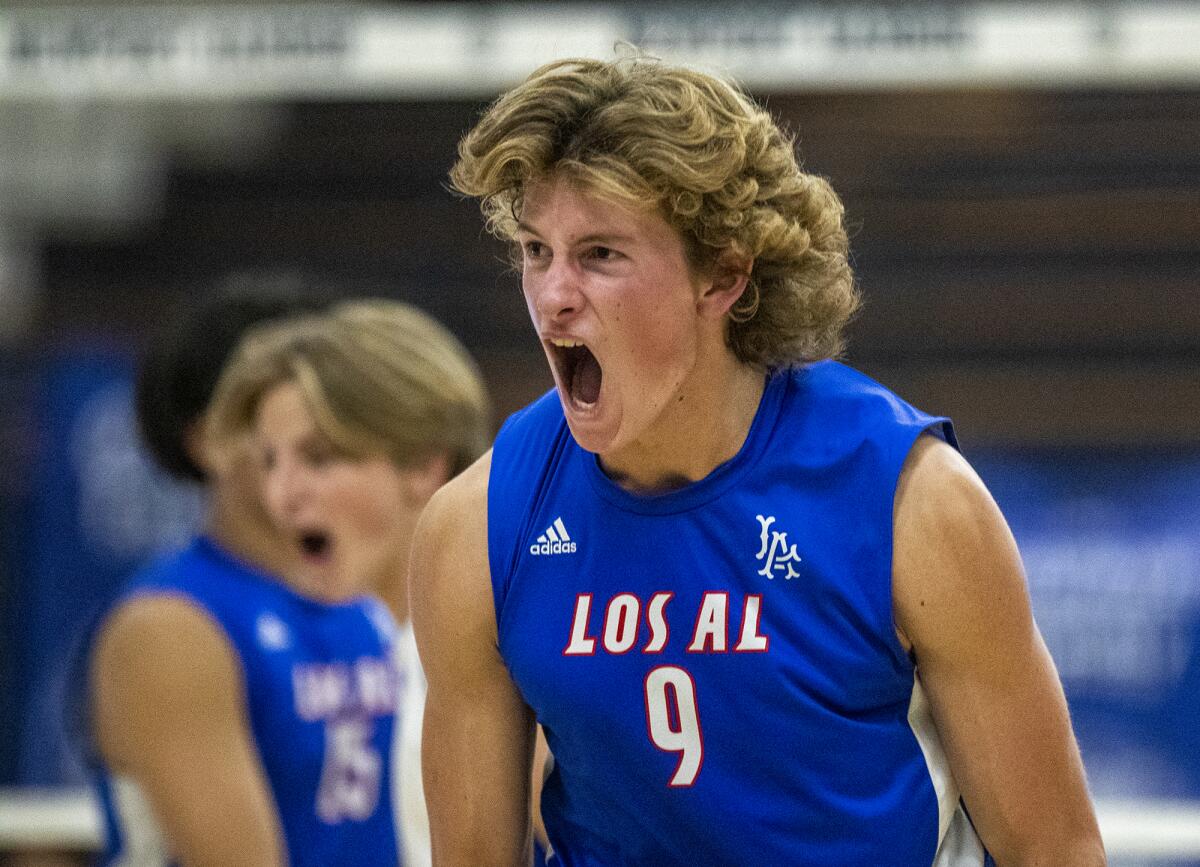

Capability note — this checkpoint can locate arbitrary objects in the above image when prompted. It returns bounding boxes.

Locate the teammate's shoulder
[92,588,244,770]
[92,593,235,716]
[99,591,225,655]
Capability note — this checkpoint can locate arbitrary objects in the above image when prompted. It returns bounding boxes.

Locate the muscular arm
[410,452,536,867]
[893,436,1105,865]
[90,596,285,867]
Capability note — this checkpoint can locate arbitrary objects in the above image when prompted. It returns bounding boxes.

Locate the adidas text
[531,539,577,556]
[531,517,576,556]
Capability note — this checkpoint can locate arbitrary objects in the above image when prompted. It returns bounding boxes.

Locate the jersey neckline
[192,535,373,614]
[582,367,792,515]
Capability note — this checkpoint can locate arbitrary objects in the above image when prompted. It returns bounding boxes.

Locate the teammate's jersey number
[644,666,703,786]
[316,718,381,823]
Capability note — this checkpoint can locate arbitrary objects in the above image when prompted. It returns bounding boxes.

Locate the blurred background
[0,0,1198,863]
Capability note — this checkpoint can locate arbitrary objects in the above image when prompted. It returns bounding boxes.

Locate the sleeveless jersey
[488,361,986,866]
[93,536,417,866]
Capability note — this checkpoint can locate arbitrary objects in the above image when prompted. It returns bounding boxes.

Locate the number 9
[644,666,704,787]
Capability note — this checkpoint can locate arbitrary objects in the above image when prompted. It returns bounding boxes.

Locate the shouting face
[253,381,413,603]
[517,176,741,480]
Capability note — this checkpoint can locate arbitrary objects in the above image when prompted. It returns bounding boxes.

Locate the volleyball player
[410,56,1105,865]
[209,298,491,865]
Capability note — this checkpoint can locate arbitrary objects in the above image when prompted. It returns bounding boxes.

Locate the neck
[372,521,415,619]
[375,535,413,626]
[601,353,766,495]
[205,478,299,583]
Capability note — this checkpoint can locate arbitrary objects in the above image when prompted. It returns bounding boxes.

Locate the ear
[400,451,453,507]
[185,417,219,477]
[202,428,258,486]
[696,251,754,321]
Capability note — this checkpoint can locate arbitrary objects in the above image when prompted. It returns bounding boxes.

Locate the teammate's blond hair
[209,299,490,476]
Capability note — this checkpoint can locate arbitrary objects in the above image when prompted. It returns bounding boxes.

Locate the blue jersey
[489,361,986,866]
[94,536,406,866]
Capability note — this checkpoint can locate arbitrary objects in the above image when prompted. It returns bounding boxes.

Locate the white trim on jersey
[393,621,432,867]
[108,774,170,867]
[907,673,986,865]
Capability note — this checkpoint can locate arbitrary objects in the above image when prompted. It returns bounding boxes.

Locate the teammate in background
[206,299,492,864]
[88,292,488,866]
[411,56,1106,865]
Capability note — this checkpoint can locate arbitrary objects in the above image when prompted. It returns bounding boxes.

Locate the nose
[264,456,308,524]
[529,256,585,323]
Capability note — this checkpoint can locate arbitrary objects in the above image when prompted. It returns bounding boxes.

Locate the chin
[557,392,627,455]
[562,416,619,456]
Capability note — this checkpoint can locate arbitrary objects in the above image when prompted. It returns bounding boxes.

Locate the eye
[522,240,549,260]
[300,438,338,469]
[260,447,276,472]
[305,449,333,469]
[587,245,620,262]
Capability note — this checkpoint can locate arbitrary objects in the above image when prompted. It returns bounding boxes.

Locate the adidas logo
[530,517,577,556]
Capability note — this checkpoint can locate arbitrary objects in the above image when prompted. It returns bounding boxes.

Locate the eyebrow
[515,222,637,247]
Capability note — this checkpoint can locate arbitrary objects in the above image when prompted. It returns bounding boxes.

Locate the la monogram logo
[755,514,802,580]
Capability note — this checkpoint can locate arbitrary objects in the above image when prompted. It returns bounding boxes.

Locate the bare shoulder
[93,593,236,689]
[92,591,286,863]
[891,441,1105,862]
[418,448,491,553]
[92,594,241,766]
[410,449,495,665]
[894,433,993,535]
[892,433,1028,654]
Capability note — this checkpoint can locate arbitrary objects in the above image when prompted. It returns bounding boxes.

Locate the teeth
[549,338,582,348]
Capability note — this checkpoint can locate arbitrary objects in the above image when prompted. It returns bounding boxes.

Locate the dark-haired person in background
[85,284,326,866]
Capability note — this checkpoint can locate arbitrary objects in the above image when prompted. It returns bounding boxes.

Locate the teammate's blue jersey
[94,536,405,866]
[489,361,986,865]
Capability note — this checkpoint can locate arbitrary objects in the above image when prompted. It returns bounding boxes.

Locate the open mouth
[298,530,332,562]
[550,340,602,408]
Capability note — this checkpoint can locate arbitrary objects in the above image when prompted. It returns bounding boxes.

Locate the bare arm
[531,726,552,855]
[90,595,285,867]
[893,435,1105,865]
[410,452,536,867]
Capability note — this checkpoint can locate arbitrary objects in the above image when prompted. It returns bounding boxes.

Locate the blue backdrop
[12,348,201,785]
[974,449,1200,799]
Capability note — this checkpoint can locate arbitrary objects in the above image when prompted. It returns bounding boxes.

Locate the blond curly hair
[450,55,860,368]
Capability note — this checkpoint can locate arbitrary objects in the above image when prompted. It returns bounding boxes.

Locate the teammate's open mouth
[552,342,602,408]
[299,531,331,562]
